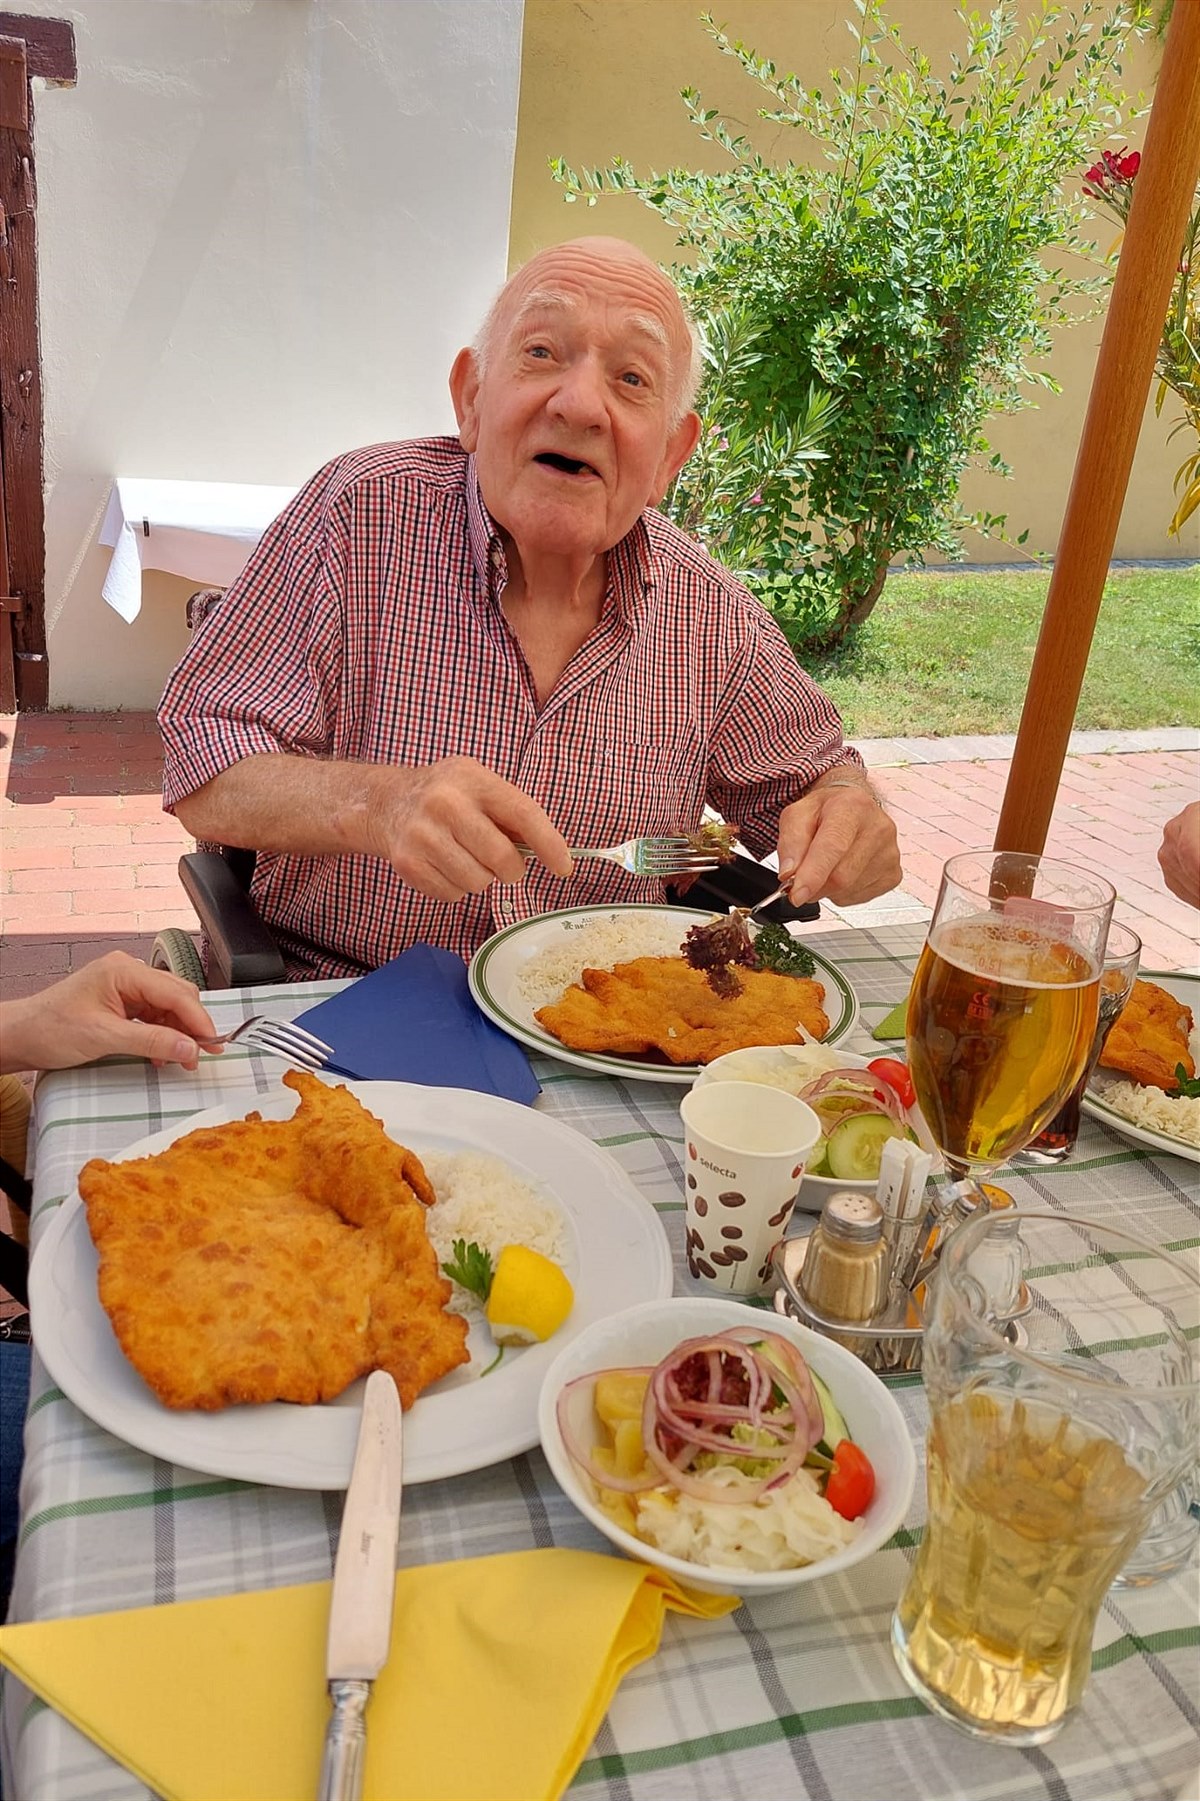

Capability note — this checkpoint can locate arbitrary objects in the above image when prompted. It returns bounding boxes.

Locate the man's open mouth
[534,452,600,478]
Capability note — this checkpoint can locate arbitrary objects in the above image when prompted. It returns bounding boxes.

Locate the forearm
[172,754,409,859]
[1,998,43,1073]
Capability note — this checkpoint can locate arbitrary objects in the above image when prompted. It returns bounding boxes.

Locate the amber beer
[894,1391,1147,1737]
[907,915,1099,1173]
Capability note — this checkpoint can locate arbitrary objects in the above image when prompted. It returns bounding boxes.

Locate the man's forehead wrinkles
[507,289,671,358]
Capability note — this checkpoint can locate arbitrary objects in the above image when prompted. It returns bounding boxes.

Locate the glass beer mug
[892,1211,1200,1746]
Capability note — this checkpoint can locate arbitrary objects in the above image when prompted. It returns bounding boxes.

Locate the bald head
[475,238,703,426]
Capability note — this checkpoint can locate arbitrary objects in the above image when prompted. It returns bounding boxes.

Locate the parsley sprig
[441,1239,494,1303]
[751,923,816,978]
[1167,1063,1200,1101]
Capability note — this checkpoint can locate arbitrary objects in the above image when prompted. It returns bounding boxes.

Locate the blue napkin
[291,944,540,1105]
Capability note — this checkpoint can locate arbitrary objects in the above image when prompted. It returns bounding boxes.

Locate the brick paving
[1,711,1197,1004]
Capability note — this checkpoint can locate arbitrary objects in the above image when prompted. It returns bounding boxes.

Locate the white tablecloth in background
[98,477,297,621]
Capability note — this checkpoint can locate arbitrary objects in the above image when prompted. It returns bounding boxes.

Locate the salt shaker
[799,1190,891,1324]
[962,1184,1025,1320]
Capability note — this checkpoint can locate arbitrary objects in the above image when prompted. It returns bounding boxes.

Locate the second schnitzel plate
[29,1080,673,1488]
[469,906,859,1083]
[1083,969,1200,1164]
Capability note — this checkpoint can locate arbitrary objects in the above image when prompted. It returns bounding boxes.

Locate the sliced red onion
[722,1325,824,1449]
[799,1068,905,1125]
[557,1332,831,1510]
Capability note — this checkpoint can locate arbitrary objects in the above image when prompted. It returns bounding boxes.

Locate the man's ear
[449,347,481,451]
[650,410,703,505]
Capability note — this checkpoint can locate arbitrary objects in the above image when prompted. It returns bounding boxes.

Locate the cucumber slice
[826,1112,905,1179]
[806,1134,832,1177]
[811,1371,849,1454]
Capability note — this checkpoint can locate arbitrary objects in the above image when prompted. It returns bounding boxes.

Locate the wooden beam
[0,28,47,708]
[0,13,75,85]
[0,34,26,129]
[994,0,1200,856]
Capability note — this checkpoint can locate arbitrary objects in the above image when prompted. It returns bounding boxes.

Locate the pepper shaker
[799,1191,892,1325]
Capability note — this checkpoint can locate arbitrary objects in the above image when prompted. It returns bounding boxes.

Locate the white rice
[1099,1019,1200,1149]
[422,1150,568,1321]
[517,913,691,1008]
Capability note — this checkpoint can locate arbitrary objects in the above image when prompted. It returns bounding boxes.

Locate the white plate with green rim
[467,904,860,1085]
[29,1078,673,1489]
[1082,969,1199,1165]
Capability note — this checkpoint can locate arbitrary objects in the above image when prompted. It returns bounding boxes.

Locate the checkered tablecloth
[3,924,1198,1801]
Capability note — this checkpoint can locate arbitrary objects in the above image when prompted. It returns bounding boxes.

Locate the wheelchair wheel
[150,928,206,988]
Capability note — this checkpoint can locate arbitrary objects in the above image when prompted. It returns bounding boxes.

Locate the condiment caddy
[771,1143,1030,1374]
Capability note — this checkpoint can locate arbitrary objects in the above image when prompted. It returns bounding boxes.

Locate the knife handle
[317,1678,370,1801]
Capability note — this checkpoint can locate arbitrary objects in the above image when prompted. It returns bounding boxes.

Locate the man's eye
[526,344,552,360]
[621,371,646,388]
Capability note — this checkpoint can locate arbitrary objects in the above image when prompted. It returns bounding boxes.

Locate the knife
[317,1370,404,1801]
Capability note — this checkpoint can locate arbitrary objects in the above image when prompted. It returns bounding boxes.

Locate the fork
[196,1015,341,1073]
[515,835,721,878]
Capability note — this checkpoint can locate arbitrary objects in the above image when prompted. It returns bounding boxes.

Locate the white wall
[21,0,525,707]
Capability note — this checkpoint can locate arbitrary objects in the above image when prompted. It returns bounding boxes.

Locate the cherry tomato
[867,1056,916,1111]
[824,1440,876,1520]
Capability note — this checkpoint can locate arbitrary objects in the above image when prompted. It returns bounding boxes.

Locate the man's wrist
[0,997,39,1074]
[813,773,883,807]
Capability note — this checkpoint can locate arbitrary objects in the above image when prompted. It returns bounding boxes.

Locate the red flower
[1082,147,1141,200]
[1107,147,1141,182]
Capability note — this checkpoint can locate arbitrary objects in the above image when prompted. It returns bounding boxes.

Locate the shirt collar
[463,454,657,620]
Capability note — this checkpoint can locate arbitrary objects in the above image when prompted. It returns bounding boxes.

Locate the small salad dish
[538,1295,916,1596]
[692,1044,933,1210]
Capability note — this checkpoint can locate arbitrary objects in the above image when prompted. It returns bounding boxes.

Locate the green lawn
[801,565,1200,738]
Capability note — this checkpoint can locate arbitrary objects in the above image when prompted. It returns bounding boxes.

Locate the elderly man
[159,237,900,978]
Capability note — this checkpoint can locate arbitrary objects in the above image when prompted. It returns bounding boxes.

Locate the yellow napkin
[0,1547,736,1801]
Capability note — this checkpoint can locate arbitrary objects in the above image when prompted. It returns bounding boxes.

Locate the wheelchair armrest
[177,852,288,988]
[666,852,820,925]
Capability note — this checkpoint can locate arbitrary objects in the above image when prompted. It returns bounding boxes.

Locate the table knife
[317,1370,404,1801]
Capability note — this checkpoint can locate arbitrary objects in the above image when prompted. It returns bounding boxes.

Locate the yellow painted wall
[511,1,1198,563]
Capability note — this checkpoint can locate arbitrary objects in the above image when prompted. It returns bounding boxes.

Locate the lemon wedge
[485,1245,574,1344]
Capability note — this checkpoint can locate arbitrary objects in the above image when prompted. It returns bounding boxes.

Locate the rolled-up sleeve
[158,469,348,811]
[706,603,861,861]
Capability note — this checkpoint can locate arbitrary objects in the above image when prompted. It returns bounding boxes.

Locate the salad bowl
[692,1044,934,1211]
[538,1296,916,1596]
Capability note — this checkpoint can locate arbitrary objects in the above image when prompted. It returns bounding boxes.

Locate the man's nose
[550,354,607,425]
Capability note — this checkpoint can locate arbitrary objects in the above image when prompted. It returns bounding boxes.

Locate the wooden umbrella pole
[994,1,1200,856]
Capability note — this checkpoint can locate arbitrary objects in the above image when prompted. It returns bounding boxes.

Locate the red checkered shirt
[159,439,861,979]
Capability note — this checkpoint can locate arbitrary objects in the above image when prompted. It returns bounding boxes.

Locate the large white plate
[1082,970,1199,1165]
[29,1080,674,1489]
[468,905,860,1085]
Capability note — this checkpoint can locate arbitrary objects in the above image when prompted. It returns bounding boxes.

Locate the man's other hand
[776,776,901,907]
[1158,800,1200,910]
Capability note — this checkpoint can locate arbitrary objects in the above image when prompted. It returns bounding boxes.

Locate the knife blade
[317,1370,404,1801]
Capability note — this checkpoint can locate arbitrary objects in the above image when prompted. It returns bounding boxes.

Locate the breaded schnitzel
[1098,978,1195,1093]
[535,955,829,1064]
[78,1070,468,1411]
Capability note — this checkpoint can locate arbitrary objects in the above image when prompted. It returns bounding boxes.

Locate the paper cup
[678,1081,822,1295]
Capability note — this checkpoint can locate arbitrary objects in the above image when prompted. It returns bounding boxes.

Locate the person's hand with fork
[775,769,902,908]
[0,953,218,1075]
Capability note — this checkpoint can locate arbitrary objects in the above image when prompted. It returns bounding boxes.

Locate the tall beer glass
[906,853,1114,1183]
[1021,920,1141,1163]
[893,1211,1200,1744]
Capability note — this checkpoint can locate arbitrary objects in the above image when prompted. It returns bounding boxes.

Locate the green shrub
[555,0,1144,650]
